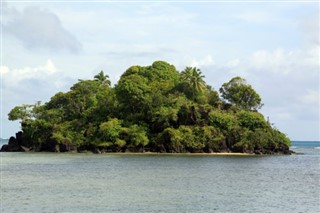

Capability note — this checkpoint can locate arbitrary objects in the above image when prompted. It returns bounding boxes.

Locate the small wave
[314,147,320,149]
[290,146,297,149]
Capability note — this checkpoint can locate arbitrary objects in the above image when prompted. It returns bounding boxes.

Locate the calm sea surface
[1,139,319,213]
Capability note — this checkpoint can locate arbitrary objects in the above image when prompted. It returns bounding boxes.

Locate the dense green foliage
[8,61,291,153]
[220,77,263,110]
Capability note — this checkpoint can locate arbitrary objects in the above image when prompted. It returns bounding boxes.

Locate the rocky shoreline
[1,131,295,155]
[0,131,77,153]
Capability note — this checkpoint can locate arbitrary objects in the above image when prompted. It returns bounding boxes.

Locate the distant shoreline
[6,150,294,156]
[0,151,257,156]
[104,152,255,156]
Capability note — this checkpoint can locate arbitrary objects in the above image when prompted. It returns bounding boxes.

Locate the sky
[0,0,319,141]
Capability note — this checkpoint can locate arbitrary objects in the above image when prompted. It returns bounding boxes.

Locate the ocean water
[1,140,319,213]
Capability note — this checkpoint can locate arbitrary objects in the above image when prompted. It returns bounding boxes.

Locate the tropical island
[1,61,292,154]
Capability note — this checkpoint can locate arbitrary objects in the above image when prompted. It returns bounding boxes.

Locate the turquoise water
[1,140,319,212]
[291,141,320,155]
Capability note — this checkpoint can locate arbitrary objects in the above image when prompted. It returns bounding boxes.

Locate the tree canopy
[219,76,263,110]
[94,70,111,86]
[180,66,206,101]
[7,61,291,154]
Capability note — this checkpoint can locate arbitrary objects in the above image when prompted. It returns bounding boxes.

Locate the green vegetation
[7,61,291,154]
[220,77,263,110]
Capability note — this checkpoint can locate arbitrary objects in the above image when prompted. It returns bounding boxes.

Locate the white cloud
[2,59,57,84]
[1,59,73,100]
[246,46,319,76]
[191,55,215,67]
[250,48,289,73]
[226,59,240,69]
[3,6,82,53]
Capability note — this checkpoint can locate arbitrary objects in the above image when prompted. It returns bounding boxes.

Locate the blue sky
[1,1,319,140]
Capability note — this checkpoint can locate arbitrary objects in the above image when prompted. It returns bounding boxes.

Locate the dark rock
[100,149,107,154]
[39,139,78,152]
[156,145,167,153]
[2,131,33,152]
[33,144,42,152]
[123,147,144,153]
[16,131,31,147]
[204,148,214,153]
[8,137,23,152]
[0,144,9,152]
[20,146,31,152]
[54,145,60,152]
[44,139,60,152]
[124,148,131,153]
[292,152,304,155]
[254,150,263,155]
[3,136,23,152]
[138,147,145,153]
[8,136,18,146]
[93,148,101,154]
[78,150,93,154]
[59,142,77,152]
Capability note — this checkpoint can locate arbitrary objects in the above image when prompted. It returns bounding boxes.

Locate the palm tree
[180,66,206,100]
[94,70,111,87]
